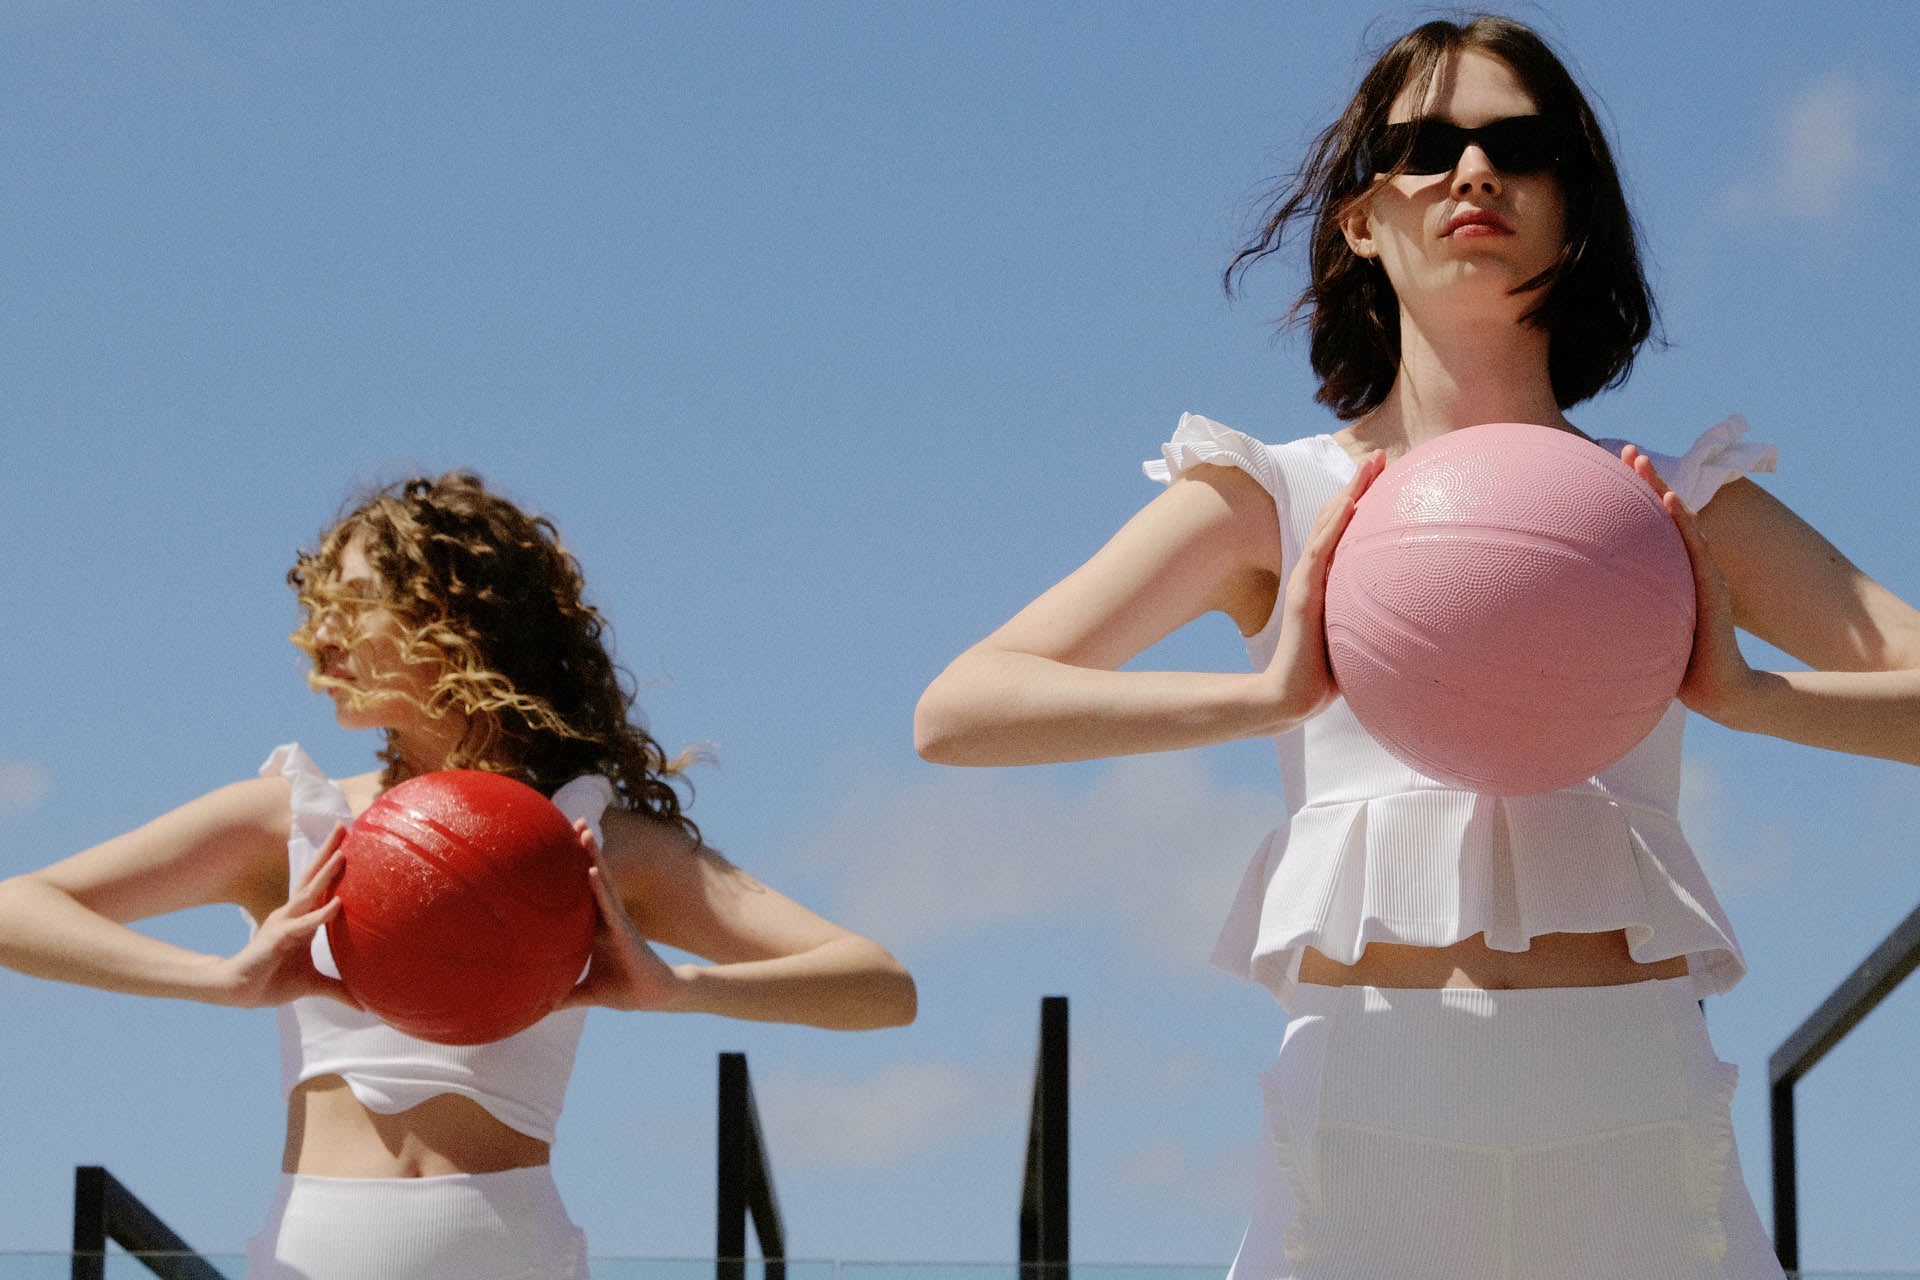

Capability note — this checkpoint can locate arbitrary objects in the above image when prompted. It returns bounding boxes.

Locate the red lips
[1443,207,1513,236]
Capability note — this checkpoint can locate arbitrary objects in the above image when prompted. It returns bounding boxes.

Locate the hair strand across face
[289,471,704,843]
[1224,15,1660,419]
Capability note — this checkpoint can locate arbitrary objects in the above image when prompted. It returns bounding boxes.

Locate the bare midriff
[1299,929,1689,990]
[283,1076,550,1177]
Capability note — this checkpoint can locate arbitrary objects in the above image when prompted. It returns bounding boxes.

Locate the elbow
[0,874,37,929]
[865,951,918,1029]
[916,650,1006,765]
[913,676,966,765]
[889,969,919,1028]
[913,701,955,765]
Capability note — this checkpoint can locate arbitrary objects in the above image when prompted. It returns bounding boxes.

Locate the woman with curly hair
[918,14,1916,1278]
[0,470,916,1279]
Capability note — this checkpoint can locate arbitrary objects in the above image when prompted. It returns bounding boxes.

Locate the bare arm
[0,778,358,1006]
[561,811,915,1031]
[914,454,1384,766]
[1631,452,1920,764]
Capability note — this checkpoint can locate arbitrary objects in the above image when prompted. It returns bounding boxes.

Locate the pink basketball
[1324,423,1694,795]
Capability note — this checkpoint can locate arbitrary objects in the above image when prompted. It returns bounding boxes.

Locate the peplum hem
[1212,788,1746,1011]
[1142,413,1775,1009]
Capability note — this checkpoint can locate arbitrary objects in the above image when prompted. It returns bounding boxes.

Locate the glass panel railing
[841,1270,1919,1280]
[841,1264,1226,1280]
[0,1259,831,1280]
[588,1262,836,1280]
[2,1258,1915,1280]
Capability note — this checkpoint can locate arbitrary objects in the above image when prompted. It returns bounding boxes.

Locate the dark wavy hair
[1225,15,1658,419]
[289,471,702,842]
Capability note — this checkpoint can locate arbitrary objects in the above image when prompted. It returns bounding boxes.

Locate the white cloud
[1721,74,1887,223]
[756,1058,1010,1169]
[1109,1131,1257,1214]
[1679,758,1792,897]
[1115,1135,1188,1188]
[801,753,1283,974]
[0,760,50,820]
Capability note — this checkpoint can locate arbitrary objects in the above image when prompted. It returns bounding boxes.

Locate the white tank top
[1144,414,1778,1010]
[258,743,613,1144]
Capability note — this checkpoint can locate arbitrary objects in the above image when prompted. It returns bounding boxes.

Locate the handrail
[717,1051,786,1280]
[1768,897,1920,1272]
[1018,995,1068,1279]
[70,1166,225,1280]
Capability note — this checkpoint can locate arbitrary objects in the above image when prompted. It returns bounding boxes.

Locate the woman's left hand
[1623,445,1761,724]
[559,820,688,1013]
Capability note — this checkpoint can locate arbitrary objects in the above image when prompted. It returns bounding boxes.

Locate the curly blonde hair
[289,471,701,841]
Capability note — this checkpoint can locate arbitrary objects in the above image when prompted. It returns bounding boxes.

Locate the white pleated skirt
[244,1165,589,1280]
[1230,978,1786,1280]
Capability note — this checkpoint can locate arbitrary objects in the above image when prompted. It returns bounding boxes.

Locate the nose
[1453,143,1502,198]
[313,606,346,650]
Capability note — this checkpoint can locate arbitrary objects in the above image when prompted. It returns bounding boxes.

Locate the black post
[71,1166,225,1280]
[1765,896,1920,1274]
[717,1052,785,1280]
[1770,1078,1797,1273]
[1019,995,1068,1280]
[72,1167,107,1280]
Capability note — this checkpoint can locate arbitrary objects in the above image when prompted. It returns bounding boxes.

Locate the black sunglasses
[1360,115,1572,179]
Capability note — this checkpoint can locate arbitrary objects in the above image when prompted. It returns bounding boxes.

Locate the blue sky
[2,0,1916,1269]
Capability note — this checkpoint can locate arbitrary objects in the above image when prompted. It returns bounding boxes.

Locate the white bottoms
[1230,978,1785,1280]
[245,1166,588,1280]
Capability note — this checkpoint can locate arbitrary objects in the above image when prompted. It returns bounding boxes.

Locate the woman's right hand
[1257,448,1386,723]
[208,826,360,1009]
[917,448,1389,766]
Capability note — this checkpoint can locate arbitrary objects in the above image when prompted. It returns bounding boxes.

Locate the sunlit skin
[0,521,915,1183]
[1303,50,1682,988]
[307,535,470,775]
[1332,50,1576,459]
[918,41,1920,995]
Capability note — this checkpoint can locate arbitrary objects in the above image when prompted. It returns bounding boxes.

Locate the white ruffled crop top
[1144,414,1778,1010]
[258,743,613,1144]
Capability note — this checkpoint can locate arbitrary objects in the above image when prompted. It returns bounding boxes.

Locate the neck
[1352,303,1573,454]
[384,717,471,783]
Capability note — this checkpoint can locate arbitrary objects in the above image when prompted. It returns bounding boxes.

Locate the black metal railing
[1769,897,1920,1272]
[717,1051,785,1280]
[1019,995,1068,1280]
[71,1166,225,1280]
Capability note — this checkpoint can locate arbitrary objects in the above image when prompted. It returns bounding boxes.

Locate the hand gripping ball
[327,770,595,1044]
[1323,423,1695,795]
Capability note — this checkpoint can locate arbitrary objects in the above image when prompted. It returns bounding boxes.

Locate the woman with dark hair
[0,471,916,1279]
[918,15,1917,1277]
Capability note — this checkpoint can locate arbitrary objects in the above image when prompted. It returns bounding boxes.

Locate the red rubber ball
[1324,423,1695,795]
[327,770,595,1045]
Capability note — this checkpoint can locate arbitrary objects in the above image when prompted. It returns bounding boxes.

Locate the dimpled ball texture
[1324,422,1695,796]
[327,770,595,1044]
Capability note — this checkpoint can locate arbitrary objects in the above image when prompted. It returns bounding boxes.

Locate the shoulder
[599,808,709,879]
[191,774,296,837]
[597,808,744,929]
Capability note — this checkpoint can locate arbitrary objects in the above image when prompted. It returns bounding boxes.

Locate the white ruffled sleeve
[1143,412,1284,499]
[1618,414,1778,510]
[551,775,616,848]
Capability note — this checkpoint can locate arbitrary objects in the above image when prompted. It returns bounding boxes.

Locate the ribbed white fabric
[1145,416,1779,1009]
[244,1166,588,1279]
[1230,979,1785,1279]
[258,744,611,1144]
